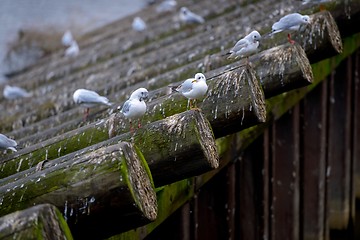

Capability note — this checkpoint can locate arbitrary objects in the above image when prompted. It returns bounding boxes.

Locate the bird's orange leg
[287,33,296,44]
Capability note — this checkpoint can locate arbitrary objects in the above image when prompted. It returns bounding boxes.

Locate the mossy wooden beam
[262,10,343,64]
[251,43,313,98]
[110,109,219,187]
[143,65,266,138]
[299,10,343,63]
[0,142,157,239]
[0,204,73,240]
[300,0,360,38]
[111,32,360,240]
[1,110,219,188]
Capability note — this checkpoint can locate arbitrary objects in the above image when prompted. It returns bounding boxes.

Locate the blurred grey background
[0,0,146,82]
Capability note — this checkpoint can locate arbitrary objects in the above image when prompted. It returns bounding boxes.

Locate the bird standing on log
[65,40,80,57]
[170,73,208,109]
[179,7,205,24]
[73,89,112,121]
[3,85,32,100]
[226,30,261,65]
[132,17,147,32]
[0,134,17,153]
[271,13,311,44]
[119,88,149,131]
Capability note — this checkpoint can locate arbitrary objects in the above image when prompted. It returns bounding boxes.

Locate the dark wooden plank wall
[144,50,360,240]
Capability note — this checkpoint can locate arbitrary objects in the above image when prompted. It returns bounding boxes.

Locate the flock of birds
[1,0,323,153]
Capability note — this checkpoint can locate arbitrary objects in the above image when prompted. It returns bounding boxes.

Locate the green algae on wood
[0,204,73,240]
[0,142,157,240]
[109,33,360,240]
[1,110,219,190]
[122,109,219,187]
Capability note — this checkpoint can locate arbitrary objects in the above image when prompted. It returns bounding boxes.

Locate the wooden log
[0,142,157,239]
[262,11,343,64]
[297,10,343,63]
[251,43,314,98]
[201,66,266,137]
[114,33,360,240]
[0,110,219,187]
[0,204,73,240]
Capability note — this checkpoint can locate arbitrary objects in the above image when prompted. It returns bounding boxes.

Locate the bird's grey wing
[230,38,248,53]
[0,135,17,148]
[273,13,301,31]
[77,91,101,103]
[187,12,204,23]
[14,87,30,97]
[177,79,194,93]
[120,100,131,114]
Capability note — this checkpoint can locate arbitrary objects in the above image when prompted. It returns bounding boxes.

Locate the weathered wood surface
[0,142,157,239]
[0,0,327,135]
[271,107,300,240]
[299,10,343,63]
[4,42,311,147]
[3,38,311,150]
[0,110,219,187]
[354,50,360,199]
[300,0,360,38]
[327,57,353,230]
[109,30,360,240]
[0,204,73,240]
[302,81,328,240]
[1,1,357,137]
[262,10,343,64]
[251,43,313,98]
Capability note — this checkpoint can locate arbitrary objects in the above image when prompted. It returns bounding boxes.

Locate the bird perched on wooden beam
[73,88,112,121]
[0,134,17,153]
[119,88,148,132]
[170,73,208,109]
[179,7,205,24]
[3,85,32,100]
[271,13,311,44]
[226,30,261,65]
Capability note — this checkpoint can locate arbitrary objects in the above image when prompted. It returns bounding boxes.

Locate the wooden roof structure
[0,0,360,239]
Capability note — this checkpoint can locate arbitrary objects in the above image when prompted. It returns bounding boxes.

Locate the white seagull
[179,7,205,24]
[65,40,79,57]
[170,73,208,109]
[0,134,17,153]
[61,30,74,47]
[119,88,149,131]
[73,89,112,120]
[3,85,32,100]
[132,17,147,32]
[227,30,261,64]
[271,13,311,44]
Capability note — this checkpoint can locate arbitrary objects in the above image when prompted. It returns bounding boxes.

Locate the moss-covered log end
[0,204,73,240]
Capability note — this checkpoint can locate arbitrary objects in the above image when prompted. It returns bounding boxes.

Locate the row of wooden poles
[0,2,358,239]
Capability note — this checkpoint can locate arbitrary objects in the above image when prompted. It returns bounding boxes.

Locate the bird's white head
[194,73,206,82]
[130,88,149,101]
[302,15,311,25]
[249,30,261,42]
[180,7,189,15]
